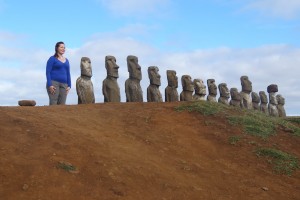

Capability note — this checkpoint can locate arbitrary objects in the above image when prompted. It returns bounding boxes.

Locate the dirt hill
[0,102,299,200]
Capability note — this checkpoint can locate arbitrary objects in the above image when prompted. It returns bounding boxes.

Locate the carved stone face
[276,94,285,105]
[230,88,241,101]
[207,79,217,96]
[127,55,142,80]
[218,83,230,98]
[251,92,260,103]
[194,79,206,95]
[181,75,194,92]
[105,55,119,78]
[240,76,252,93]
[81,57,92,77]
[269,93,278,105]
[259,91,268,104]
[167,70,178,88]
[148,66,161,86]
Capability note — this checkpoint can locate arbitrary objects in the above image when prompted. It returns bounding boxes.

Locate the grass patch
[228,135,241,145]
[57,161,77,172]
[256,148,299,175]
[280,119,300,136]
[175,101,226,116]
[285,117,300,124]
[228,111,277,139]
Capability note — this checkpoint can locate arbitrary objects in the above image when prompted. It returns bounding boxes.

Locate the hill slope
[0,102,299,200]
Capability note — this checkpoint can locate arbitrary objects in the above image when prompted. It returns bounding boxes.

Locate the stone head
[240,76,252,93]
[218,83,230,98]
[259,91,268,104]
[251,92,260,103]
[230,88,241,101]
[80,57,92,77]
[267,84,278,93]
[181,75,194,92]
[127,55,142,80]
[207,79,217,96]
[193,79,206,95]
[105,55,119,78]
[148,66,161,86]
[276,94,285,105]
[167,70,178,88]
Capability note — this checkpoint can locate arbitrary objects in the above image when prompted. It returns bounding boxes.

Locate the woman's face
[57,44,65,55]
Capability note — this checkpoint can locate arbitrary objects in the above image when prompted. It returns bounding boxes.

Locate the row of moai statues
[75,55,286,117]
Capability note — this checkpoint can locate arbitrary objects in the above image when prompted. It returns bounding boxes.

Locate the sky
[0,0,299,115]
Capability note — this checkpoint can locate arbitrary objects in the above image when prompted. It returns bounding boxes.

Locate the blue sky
[0,0,299,115]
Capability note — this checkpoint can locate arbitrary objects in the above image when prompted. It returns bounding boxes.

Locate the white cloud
[0,31,299,115]
[99,0,171,16]
[245,0,300,19]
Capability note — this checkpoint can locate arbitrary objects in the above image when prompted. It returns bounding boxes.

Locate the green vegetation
[175,101,300,175]
[256,148,299,175]
[228,135,241,145]
[228,111,277,139]
[284,117,300,124]
[57,161,77,172]
[175,101,227,116]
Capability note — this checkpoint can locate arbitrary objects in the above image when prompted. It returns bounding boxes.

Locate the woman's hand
[49,86,56,95]
[66,87,71,94]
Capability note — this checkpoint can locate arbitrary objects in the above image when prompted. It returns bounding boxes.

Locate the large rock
[18,100,36,106]
[229,88,242,107]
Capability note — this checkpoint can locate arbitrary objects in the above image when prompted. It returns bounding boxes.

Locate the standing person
[46,41,71,105]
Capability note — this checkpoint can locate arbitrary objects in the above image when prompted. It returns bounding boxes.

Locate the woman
[46,41,71,105]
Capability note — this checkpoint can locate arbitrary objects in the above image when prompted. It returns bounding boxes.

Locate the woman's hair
[54,41,65,58]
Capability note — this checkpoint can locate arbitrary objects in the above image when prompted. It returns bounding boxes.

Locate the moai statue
[276,94,286,117]
[229,88,242,108]
[193,79,206,101]
[165,70,179,102]
[251,92,260,110]
[259,91,269,115]
[267,84,279,117]
[207,79,217,102]
[125,55,143,102]
[76,57,95,104]
[240,76,252,109]
[102,55,120,102]
[218,83,230,105]
[180,75,194,101]
[147,66,163,102]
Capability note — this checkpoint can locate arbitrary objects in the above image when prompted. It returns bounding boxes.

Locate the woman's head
[54,41,65,57]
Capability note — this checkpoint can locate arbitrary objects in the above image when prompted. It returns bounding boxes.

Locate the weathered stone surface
[218,83,230,105]
[259,91,269,115]
[267,84,279,117]
[251,92,260,110]
[102,55,121,102]
[193,79,206,101]
[18,100,36,106]
[165,70,179,102]
[267,84,278,93]
[207,79,217,102]
[180,75,193,101]
[240,76,252,109]
[147,66,163,102]
[229,88,242,107]
[125,55,143,102]
[76,57,95,104]
[276,94,286,117]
